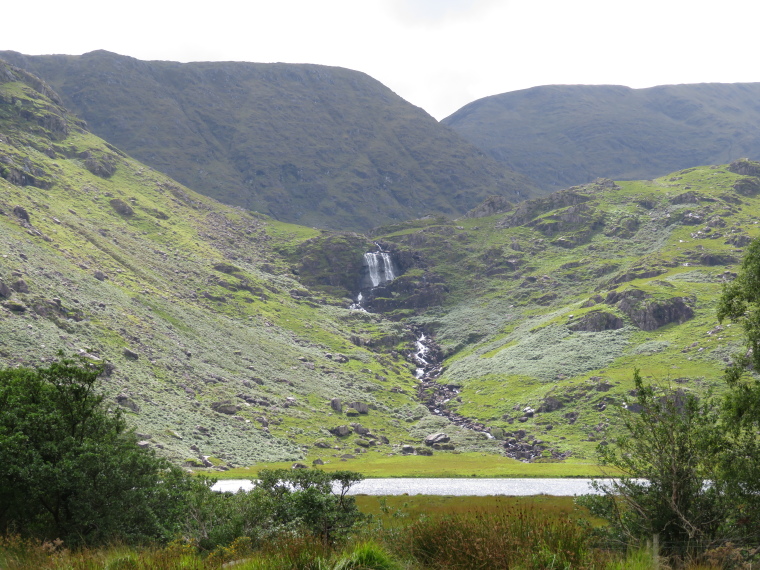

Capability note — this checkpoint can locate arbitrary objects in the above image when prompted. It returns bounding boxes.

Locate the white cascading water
[414,333,430,379]
[364,252,396,287]
[349,291,366,312]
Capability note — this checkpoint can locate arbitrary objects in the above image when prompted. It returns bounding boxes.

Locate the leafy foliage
[0,355,186,545]
[579,369,726,557]
[183,469,365,552]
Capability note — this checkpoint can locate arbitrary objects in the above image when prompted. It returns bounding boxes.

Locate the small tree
[256,468,365,543]
[578,369,726,558]
[0,355,183,545]
[716,236,760,535]
[182,468,365,551]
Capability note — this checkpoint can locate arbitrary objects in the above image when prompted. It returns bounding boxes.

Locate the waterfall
[414,333,430,379]
[351,247,398,311]
[364,252,396,287]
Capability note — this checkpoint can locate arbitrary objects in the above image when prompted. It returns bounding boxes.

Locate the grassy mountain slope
[349,167,758,461]
[0,60,503,469]
[443,83,760,192]
[3,58,756,470]
[0,50,536,231]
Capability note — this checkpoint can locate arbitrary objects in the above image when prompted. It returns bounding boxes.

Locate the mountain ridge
[0,50,537,231]
[443,82,760,192]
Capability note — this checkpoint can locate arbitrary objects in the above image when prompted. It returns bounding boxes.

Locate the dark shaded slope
[1,50,536,231]
[443,83,760,192]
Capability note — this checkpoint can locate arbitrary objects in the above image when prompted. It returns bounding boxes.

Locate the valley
[1,54,757,476]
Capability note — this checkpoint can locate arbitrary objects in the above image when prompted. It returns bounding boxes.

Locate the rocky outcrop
[463,195,513,219]
[568,310,624,332]
[728,158,760,178]
[605,289,694,331]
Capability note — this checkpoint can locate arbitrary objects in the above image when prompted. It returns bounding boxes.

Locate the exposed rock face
[568,310,624,332]
[728,158,760,178]
[84,154,116,178]
[464,195,514,219]
[537,397,564,413]
[605,289,694,331]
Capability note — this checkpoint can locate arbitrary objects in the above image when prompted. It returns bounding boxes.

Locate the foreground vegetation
[2,349,760,568]
[0,498,754,569]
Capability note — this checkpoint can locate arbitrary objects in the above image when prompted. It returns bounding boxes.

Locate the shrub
[0,355,187,545]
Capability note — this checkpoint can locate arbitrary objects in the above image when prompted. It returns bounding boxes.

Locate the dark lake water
[212,478,610,496]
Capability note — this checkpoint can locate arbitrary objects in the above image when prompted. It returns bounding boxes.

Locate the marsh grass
[396,504,605,569]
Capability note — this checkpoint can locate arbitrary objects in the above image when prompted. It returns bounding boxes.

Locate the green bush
[0,355,189,545]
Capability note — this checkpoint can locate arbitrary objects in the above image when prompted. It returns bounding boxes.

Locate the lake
[211,478,611,496]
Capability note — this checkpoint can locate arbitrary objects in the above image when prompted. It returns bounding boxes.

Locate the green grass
[213,452,612,479]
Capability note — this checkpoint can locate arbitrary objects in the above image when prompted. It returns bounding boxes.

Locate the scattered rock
[537,397,563,413]
[330,398,342,413]
[211,401,242,415]
[291,462,308,469]
[109,198,134,216]
[11,279,29,294]
[312,458,324,466]
[13,205,30,223]
[115,394,140,412]
[329,425,352,437]
[401,444,415,454]
[93,270,108,281]
[123,348,139,360]
[347,401,369,414]
[415,447,433,456]
[3,302,27,312]
[424,433,450,446]
[0,282,11,298]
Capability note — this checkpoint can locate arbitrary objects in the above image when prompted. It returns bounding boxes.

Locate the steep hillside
[443,83,760,192]
[4,58,757,469]
[0,50,536,231]
[0,60,502,469]
[319,166,758,461]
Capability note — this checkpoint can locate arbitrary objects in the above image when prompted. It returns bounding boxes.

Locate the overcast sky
[3,0,759,120]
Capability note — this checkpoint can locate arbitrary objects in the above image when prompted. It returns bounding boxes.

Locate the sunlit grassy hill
[0,60,507,470]
[352,166,758,460]
[2,58,757,472]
